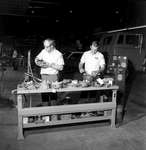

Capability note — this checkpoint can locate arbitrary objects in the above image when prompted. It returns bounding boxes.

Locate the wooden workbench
[17,85,119,140]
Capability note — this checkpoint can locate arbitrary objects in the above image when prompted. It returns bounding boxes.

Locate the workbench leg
[17,115,24,140]
[17,94,24,140]
[111,108,116,128]
[111,89,117,128]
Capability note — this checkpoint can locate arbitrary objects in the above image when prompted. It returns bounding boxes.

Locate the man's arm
[78,62,85,74]
[99,64,105,73]
[51,63,64,71]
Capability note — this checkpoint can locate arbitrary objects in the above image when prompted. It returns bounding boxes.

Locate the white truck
[93,25,146,83]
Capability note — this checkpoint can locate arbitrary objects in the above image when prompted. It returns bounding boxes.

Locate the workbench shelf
[23,116,111,128]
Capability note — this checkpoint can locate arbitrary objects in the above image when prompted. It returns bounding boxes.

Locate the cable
[20,50,42,85]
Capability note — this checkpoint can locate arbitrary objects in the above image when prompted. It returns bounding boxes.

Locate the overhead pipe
[93,25,146,35]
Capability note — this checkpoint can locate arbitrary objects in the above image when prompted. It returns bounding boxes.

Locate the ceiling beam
[0,13,47,18]
[30,1,60,5]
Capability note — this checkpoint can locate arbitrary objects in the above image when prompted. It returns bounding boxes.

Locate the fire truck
[93,25,146,84]
[93,25,146,110]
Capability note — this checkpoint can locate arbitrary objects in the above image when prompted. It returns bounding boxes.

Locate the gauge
[117,74,123,81]
[121,62,126,68]
[113,56,117,61]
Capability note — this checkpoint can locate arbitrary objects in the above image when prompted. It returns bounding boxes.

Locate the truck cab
[95,31,145,82]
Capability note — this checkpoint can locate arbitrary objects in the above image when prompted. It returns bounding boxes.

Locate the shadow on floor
[0,98,14,109]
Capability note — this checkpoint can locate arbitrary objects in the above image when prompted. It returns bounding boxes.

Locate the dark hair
[43,38,56,47]
[91,41,99,47]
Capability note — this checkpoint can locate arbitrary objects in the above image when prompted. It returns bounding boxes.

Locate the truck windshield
[126,35,139,46]
[117,35,124,44]
[103,36,112,44]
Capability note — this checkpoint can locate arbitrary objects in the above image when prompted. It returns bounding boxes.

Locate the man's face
[90,45,99,54]
[43,40,54,52]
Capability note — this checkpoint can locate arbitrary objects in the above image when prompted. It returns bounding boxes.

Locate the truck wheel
[126,60,135,85]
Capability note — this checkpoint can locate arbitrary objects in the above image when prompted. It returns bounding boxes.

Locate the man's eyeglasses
[92,44,99,48]
[44,45,52,48]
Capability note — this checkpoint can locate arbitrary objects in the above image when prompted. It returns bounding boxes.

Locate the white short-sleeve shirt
[36,49,64,75]
[80,50,105,75]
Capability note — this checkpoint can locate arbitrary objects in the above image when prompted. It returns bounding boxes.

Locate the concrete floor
[0,66,146,150]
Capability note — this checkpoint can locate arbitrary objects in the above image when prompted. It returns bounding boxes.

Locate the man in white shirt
[78,41,106,103]
[35,38,65,106]
[79,41,105,77]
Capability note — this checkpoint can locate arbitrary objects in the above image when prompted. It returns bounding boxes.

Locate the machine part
[104,110,111,116]
[107,55,127,108]
[96,78,104,85]
[23,117,28,124]
[60,114,71,120]
[45,116,50,122]
[51,115,58,121]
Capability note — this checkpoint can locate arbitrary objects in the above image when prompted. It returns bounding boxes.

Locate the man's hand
[43,62,55,68]
[80,69,85,74]
[91,70,100,77]
[42,62,51,68]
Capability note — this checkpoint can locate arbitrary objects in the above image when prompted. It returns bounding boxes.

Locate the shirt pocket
[91,57,100,64]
